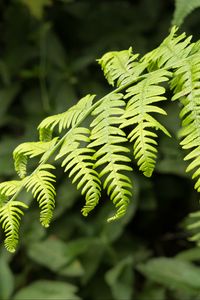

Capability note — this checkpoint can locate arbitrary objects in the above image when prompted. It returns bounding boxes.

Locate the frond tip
[25,164,56,227]
[13,139,58,178]
[98,47,146,87]
[0,201,28,253]
[38,94,95,134]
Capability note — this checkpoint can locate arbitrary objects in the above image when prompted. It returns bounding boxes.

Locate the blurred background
[1,0,200,299]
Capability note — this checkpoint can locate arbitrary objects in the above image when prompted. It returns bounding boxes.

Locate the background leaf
[173,0,200,26]
[19,0,52,19]
[0,253,14,300]
[137,257,200,295]
[13,280,80,300]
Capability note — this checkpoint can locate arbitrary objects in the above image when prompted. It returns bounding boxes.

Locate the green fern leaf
[38,94,95,134]
[171,54,200,192]
[39,127,53,142]
[25,164,56,227]
[143,26,193,70]
[173,0,200,27]
[0,180,24,199]
[121,69,171,177]
[98,47,146,87]
[0,201,28,252]
[13,138,58,178]
[88,93,132,221]
[56,127,101,216]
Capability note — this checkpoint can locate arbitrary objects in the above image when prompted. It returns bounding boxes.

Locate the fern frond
[56,127,101,216]
[88,93,132,221]
[171,54,200,192]
[121,69,171,177]
[25,164,56,227]
[143,26,193,69]
[0,201,28,252]
[98,47,146,87]
[173,0,200,27]
[13,138,58,178]
[39,127,53,142]
[38,94,95,134]
[0,180,24,198]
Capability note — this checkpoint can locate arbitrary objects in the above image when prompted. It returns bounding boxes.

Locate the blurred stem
[39,23,51,113]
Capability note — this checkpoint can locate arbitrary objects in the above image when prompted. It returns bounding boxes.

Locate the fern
[98,47,146,87]
[89,93,132,221]
[39,127,53,142]
[2,27,200,251]
[55,127,101,216]
[38,94,95,135]
[170,53,200,239]
[143,26,193,70]
[13,138,58,178]
[121,69,171,177]
[0,201,28,252]
[25,164,56,227]
[0,180,24,198]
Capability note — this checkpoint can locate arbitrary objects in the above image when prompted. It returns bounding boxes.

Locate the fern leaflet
[98,47,146,87]
[55,127,101,216]
[121,69,171,177]
[13,138,58,178]
[0,180,24,198]
[0,201,28,252]
[171,54,200,190]
[143,26,193,70]
[25,164,56,227]
[89,93,132,221]
[38,94,95,134]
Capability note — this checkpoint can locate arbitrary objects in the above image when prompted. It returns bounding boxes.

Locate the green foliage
[0,201,28,252]
[13,280,80,300]
[121,69,171,177]
[1,26,200,253]
[173,0,200,26]
[98,47,146,87]
[13,138,58,178]
[55,127,101,217]
[24,164,56,228]
[89,93,132,221]
[38,94,95,134]
[138,257,200,294]
[2,1,200,299]
[19,0,52,19]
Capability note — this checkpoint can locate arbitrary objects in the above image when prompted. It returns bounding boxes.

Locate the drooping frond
[38,94,95,134]
[171,54,200,192]
[173,0,200,27]
[98,47,146,87]
[0,201,28,252]
[143,26,193,70]
[55,127,101,216]
[0,180,24,200]
[25,164,56,227]
[170,53,200,242]
[13,138,58,178]
[121,69,171,177]
[88,93,132,221]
